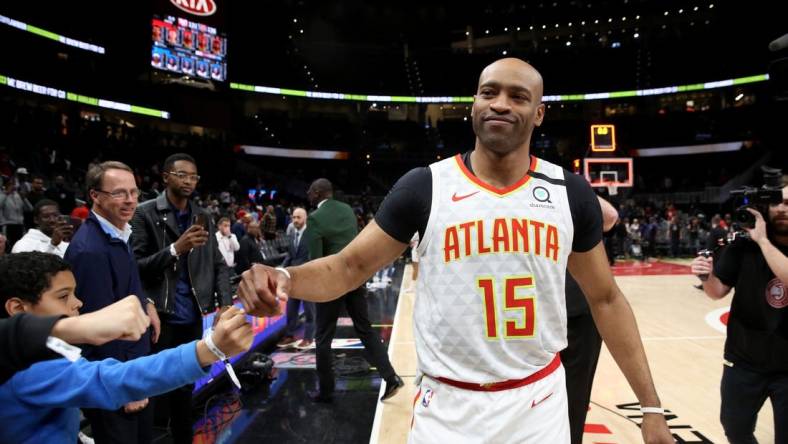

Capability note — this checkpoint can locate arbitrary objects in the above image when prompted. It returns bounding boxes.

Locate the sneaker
[277,336,298,348]
[295,339,315,349]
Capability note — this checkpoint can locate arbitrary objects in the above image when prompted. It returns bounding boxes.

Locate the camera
[729,166,783,230]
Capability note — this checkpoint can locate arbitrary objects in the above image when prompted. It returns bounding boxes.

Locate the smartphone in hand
[192,213,209,230]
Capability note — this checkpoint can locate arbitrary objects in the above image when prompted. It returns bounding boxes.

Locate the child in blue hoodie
[0,252,253,443]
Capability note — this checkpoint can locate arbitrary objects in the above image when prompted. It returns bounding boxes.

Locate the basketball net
[606,184,618,196]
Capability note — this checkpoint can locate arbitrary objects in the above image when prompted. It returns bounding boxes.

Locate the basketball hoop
[606,184,618,196]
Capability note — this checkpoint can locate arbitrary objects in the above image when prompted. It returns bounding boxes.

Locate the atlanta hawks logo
[765,278,787,309]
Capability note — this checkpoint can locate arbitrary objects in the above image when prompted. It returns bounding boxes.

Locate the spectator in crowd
[23,175,47,227]
[236,221,264,274]
[0,252,252,444]
[130,153,232,444]
[13,168,32,195]
[232,213,251,239]
[707,214,728,250]
[71,198,90,222]
[11,199,72,257]
[277,207,314,349]
[669,214,681,257]
[65,161,159,444]
[262,204,277,240]
[216,216,240,268]
[0,180,32,249]
[45,174,76,215]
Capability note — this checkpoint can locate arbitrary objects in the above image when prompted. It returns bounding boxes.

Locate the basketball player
[237,58,673,443]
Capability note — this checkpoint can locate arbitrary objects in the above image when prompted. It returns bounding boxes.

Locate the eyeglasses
[94,189,140,200]
[168,171,201,182]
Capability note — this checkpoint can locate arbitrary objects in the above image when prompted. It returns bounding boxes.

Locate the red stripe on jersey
[454,154,539,196]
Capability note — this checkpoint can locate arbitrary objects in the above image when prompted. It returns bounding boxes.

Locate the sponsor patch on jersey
[422,389,434,407]
[530,186,555,209]
[765,278,787,309]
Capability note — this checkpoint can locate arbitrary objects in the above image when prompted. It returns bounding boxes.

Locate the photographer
[690,184,788,444]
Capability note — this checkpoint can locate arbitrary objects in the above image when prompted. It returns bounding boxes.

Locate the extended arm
[568,242,673,443]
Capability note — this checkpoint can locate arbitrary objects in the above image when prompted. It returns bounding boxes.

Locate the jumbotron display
[151,15,227,81]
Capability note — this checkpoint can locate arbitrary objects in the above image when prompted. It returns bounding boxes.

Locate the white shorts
[408,364,569,444]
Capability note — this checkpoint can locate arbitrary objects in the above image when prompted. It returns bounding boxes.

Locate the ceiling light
[502,50,508,55]
[566,41,572,46]
[694,6,699,11]
[517,27,521,31]
[594,19,599,24]
[622,16,627,21]
[293,18,297,23]
[504,27,508,31]
[485,29,490,34]
[679,8,684,13]
[709,3,714,8]
[664,11,669,16]
[465,31,469,36]
[568,22,573,26]
[636,15,640,19]
[633,32,639,38]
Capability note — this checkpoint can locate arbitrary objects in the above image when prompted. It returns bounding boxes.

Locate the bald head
[292,207,307,229]
[307,178,333,206]
[477,58,544,102]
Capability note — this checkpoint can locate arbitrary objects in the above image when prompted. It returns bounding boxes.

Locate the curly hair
[0,252,71,318]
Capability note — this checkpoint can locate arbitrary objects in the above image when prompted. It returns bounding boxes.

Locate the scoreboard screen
[151,15,227,81]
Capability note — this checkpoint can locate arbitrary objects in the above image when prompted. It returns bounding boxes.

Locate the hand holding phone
[172,214,210,255]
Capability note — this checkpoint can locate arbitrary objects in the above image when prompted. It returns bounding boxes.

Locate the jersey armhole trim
[417,164,440,257]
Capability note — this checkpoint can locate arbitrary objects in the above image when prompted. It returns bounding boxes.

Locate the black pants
[315,287,396,394]
[720,363,788,444]
[562,311,603,444]
[84,404,154,444]
[152,320,203,444]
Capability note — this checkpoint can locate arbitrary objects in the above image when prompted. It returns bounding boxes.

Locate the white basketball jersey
[415,154,574,383]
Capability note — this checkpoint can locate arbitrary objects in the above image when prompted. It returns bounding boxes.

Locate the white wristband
[275,267,291,280]
[640,407,665,415]
[203,328,227,360]
[169,243,179,257]
[203,328,242,390]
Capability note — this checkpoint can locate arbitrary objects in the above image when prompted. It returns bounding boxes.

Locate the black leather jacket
[130,193,232,316]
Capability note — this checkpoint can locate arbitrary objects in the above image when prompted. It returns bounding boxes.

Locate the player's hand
[641,413,675,443]
[53,295,150,345]
[743,208,767,244]
[173,224,209,255]
[237,264,289,317]
[689,255,713,277]
[123,398,149,413]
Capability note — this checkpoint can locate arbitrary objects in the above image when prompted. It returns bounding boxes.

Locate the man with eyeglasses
[130,153,232,444]
[64,160,160,444]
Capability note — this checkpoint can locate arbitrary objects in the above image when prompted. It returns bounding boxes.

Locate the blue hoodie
[0,340,208,443]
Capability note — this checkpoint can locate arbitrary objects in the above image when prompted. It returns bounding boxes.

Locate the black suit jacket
[282,229,309,267]
[236,234,264,274]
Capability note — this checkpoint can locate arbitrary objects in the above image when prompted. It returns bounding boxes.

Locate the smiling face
[90,168,139,229]
[471,58,545,156]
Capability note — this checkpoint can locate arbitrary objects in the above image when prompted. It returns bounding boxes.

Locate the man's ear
[5,298,29,317]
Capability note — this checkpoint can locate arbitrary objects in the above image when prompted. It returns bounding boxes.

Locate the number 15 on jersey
[477,276,536,339]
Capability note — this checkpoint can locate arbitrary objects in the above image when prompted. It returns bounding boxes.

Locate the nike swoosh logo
[531,392,553,408]
[451,191,480,202]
